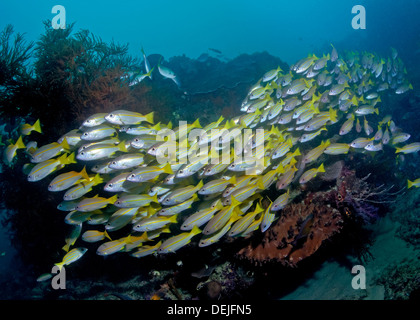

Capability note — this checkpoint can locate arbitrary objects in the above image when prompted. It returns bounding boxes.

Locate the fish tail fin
[195,180,204,191]
[117,141,128,153]
[324,139,331,148]
[230,195,242,208]
[169,214,178,224]
[92,174,104,186]
[80,166,90,181]
[54,262,64,271]
[152,122,161,131]
[152,193,159,204]
[329,108,338,123]
[162,162,174,174]
[256,176,266,190]
[147,66,155,78]
[191,225,201,236]
[395,147,401,154]
[191,118,202,129]
[63,152,76,165]
[104,230,112,241]
[108,194,118,204]
[15,136,26,149]
[294,147,301,157]
[33,119,42,134]
[145,112,154,124]
[62,243,70,252]
[374,108,379,115]
[318,163,325,173]
[407,179,413,189]
[409,83,413,90]
[60,137,71,151]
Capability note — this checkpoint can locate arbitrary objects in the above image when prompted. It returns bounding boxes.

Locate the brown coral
[238,191,344,267]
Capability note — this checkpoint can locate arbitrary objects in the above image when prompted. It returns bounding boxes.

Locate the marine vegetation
[0,23,417,285]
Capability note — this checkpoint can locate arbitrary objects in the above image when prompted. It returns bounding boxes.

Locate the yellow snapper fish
[75,194,118,212]
[302,140,331,164]
[63,174,103,201]
[108,153,146,170]
[76,141,128,161]
[180,201,224,231]
[395,142,420,154]
[157,225,201,254]
[126,163,173,183]
[339,114,355,135]
[105,207,140,231]
[271,189,290,212]
[82,113,108,127]
[228,203,263,236]
[80,124,117,141]
[260,201,276,232]
[323,143,350,155]
[198,176,236,195]
[199,214,241,247]
[4,135,25,164]
[276,162,298,190]
[133,214,178,232]
[96,235,132,256]
[31,138,70,163]
[113,193,159,208]
[48,166,90,192]
[161,180,203,206]
[203,197,242,235]
[157,193,198,216]
[350,137,374,149]
[105,109,154,125]
[131,241,162,258]
[407,178,420,189]
[391,133,410,145]
[55,247,88,270]
[20,119,42,136]
[27,153,76,182]
[299,163,325,184]
[82,229,112,243]
[299,127,327,143]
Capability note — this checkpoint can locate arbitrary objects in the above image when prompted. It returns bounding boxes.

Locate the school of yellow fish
[6,45,419,269]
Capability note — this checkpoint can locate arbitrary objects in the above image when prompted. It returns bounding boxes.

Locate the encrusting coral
[238,189,344,267]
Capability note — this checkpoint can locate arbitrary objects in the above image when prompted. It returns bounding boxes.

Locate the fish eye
[109,114,114,118]
[179,170,184,174]
[83,132,88,136]
[108,183,113,188]
[80,152,84,155]
[112,161,116,165]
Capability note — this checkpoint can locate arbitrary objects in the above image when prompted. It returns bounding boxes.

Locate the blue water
[2,0,419,64]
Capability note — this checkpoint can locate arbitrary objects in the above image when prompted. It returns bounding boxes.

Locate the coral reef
[390,187,420,248]
[237,165,394,267]
[238,190,344,267]
[375,258,420,300]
